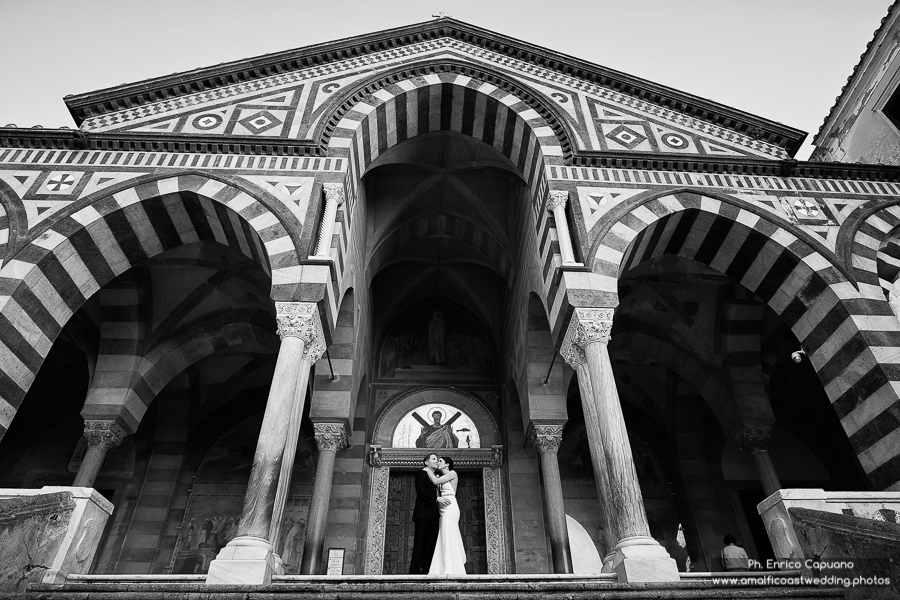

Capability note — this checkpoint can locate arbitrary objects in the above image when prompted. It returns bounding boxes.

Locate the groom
[409,453,449,574]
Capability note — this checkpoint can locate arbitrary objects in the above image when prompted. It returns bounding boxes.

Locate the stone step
[2,576,846,600]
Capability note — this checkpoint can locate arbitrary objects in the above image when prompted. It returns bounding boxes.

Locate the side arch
[586,190,900,489]
[0,176,300,441]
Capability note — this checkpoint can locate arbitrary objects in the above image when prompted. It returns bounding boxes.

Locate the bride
[423,456,466,575]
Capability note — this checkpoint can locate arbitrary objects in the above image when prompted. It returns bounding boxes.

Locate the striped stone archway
[581,190,900,489]
[0,174,303,442]
[320,64,569,354]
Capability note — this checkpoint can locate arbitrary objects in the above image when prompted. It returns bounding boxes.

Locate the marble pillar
[735,425,781,497]
[269,333,323,570]
[560,308,679,582]
[547,191,578,265]
[72,421,127,488]
[531,423,573,574]
[300,422,349,574]
[312,184,345,258]
[207,302,325,585]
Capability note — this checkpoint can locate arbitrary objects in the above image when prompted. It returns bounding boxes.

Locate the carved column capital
[547,190,569,211]
[531,424,564,454]
[560,307,615,368]
[734,425,773,454]
[275,302,327,363]
[314,422,349,453]
[83,420,127,450]
[323,183,345,206]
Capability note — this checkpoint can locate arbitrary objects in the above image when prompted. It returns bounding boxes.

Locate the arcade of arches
[0,17,898,588]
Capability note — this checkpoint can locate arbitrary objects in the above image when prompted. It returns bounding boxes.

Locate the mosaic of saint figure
[414,410,461,448]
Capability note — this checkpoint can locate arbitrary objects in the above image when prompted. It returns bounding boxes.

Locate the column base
[611,536,680,582]
[206,536,278,585]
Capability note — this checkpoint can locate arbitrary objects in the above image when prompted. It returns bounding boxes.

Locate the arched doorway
[364,386,504,575]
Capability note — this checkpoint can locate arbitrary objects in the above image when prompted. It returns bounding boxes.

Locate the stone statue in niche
[428,311,447,364]
[380,305,494,379]
[414,409,461,448]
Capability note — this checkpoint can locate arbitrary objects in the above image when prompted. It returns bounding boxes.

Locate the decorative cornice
[560,308,614,368]
[274,302,326,363]
[547,191,568,211]
[368,445,503,468]
[734,425,773,454]
[0,128,319,155]
[83,420,127,450]
[323,183,345,205]
[530,424,564,454]
[313,422,349,453]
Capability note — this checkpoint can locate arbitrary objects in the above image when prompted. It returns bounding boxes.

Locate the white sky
[0,0,892,159]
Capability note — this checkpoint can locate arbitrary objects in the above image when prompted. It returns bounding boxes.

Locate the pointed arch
[580,190,900,490]
[0,174,302,442]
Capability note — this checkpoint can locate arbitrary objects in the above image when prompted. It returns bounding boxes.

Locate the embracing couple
[408,452,467,575]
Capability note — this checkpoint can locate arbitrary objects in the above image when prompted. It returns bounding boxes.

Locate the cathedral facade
[0,17,898,584]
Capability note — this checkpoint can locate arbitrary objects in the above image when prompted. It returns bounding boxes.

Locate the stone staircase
[0,574,847,600]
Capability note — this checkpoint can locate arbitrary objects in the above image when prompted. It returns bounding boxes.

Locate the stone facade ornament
[313,422,349,453]
[560,307,615,368]
[734,425,773,454]
[83,420,127,450]
[546,190,578,265]
[531,424,564,453]
[547,190,569,211]
[313,184,346,257]
[274,302,327,363]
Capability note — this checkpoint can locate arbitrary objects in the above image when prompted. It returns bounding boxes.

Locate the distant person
[721,534,750,571]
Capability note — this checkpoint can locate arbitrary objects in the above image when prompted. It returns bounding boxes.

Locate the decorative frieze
[734,425,773,454]
[530,424,564,454]
[83,420,127,450]
[313,422,349,453]
[367,445,503,468]
[560,307,615,368]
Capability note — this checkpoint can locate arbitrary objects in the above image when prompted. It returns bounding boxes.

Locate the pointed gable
[64,19,805,160]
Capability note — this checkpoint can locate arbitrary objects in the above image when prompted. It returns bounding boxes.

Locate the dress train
[428,481,466,575]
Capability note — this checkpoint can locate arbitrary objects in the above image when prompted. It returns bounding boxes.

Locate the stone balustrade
[0,487,113,592]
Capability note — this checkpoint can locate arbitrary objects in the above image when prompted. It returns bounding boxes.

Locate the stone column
[312,184,345,258]
[207,302,325,585]
[735,425,781,497]
[531,423,573,574]
[72,420,126,488]
[300,422,349,574]
[269,331,325,569]
[560,308,679,582]
[548,191,577,265]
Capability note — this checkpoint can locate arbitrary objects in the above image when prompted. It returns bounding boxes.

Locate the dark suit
[409,468,440,574]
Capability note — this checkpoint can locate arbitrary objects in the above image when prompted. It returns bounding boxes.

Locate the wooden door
[382,471,487,574]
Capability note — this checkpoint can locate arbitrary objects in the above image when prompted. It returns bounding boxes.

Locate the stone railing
[0,487,113,591]
[758,489,900,600]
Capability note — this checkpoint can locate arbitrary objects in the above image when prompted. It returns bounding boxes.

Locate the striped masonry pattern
[586,191,900,489]
[0,177,299,442]
[720,300,775,429]
[609,329,739,435]
[367,213,515,283]
[118,388,190,573]
[324,70,561,340]
[852,204,900,300]
[0,201,8,265]
[81,275,148,430]
[96,426,154,573]
[84,320,276,433]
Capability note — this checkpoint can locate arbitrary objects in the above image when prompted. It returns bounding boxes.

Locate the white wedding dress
[428,481,467,575]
